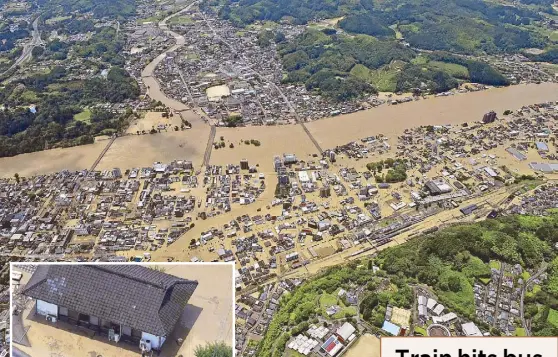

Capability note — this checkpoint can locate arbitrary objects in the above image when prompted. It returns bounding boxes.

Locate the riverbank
[306,82,558,149]
[1,82,557,178]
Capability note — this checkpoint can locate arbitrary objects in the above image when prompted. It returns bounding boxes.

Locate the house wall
[36,300,58,317]
[121,325,132,336]
[141,332,164,350]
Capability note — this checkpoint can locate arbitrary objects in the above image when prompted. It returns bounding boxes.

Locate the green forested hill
[377,214,558,327]
[217,0,558,99]
[276,29,510,98]
[0,0,139,157]
[37,0,136,19]
[222,0,554,55]
[256,213,558,357]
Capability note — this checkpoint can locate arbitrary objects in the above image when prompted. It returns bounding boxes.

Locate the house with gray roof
[22,265,198,351]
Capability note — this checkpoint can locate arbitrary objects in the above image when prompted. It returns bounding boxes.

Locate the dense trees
[395,65,459,93]
[256,213,558,357]
[83,67,140,103]
[221,0,361,26]
[0,65,138,157]
[0,0,139,158]
[530,46,558,64]
[339,14,395,38]
[279,30,414,99]
[427,52,510,86]
[37,0,136,20]
[222,0,549,55]
[257,30,285,47]
[277,25,511,99]
[367,159,409,183]
[377,214,558,323]
[0,26,29,51]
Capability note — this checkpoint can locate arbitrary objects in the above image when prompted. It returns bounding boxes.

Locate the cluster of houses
[508,183,558,216]
[150,7,370,125]
[490,53,558,85]
[236,278,304,354]
[414,290,487,338]
[0,159,266,259]
[474,261,543,336]
[289,322,357,357]
[201,164,265,216]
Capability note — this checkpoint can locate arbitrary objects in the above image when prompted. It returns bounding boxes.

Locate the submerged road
[203,126,216,166]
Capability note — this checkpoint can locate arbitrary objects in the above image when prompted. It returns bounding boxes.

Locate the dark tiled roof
[22,265,198,336]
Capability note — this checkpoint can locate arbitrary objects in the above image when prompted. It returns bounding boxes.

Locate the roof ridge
[90,265,175,290]
[20,265,49,295]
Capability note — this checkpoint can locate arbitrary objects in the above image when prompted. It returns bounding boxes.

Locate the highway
[2,17,44,75]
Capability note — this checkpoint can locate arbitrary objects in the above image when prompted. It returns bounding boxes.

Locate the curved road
[2,17,43,75]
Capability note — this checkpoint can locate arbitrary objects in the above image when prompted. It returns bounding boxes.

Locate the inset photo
[11,263,234,357]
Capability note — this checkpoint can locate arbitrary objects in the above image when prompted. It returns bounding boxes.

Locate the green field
[20,90,39,103]
[411,55,429,65]
[74,108,92,122]
[350,63,399,92]
[319,289,357,319]
[138,14,165,24]
[428,61,469,79]
[169,15,193,25]
[414,326,427,336]
[185,53,200,60]
[389,24,403,40]
[489,260,501,270]
[548,308,558,327]
[514,328,526,336]
[45,15,72,24]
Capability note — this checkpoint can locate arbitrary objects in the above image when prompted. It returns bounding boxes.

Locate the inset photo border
[10,262,235,357]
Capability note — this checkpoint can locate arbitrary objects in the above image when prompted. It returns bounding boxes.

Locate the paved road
[491,262,506,328]
[2,17,44,75]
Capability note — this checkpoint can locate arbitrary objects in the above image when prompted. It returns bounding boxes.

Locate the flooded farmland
[1,82,557,178]
[0,141,106,179]
[210,125,321,172]
[96,126,210,170]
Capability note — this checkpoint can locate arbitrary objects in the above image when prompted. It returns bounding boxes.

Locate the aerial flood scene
[1,0,558,356]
